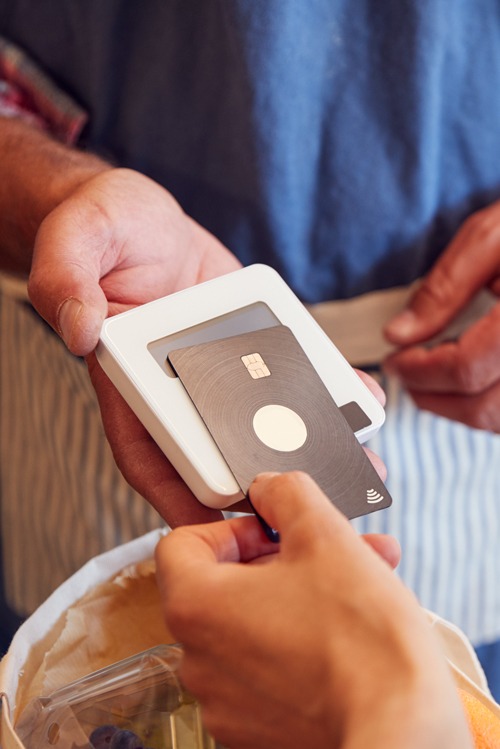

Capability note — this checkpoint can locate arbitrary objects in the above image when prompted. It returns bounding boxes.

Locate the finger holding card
[169,325,391,532]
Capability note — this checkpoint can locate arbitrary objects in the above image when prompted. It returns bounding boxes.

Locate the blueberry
[89,724,118,749]
[108,729,144,749]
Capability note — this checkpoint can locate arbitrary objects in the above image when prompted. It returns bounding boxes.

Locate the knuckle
[260,470,309,497]
[453,358,484,393]
[461,208,500,245]
[417,270,456,309]
[281,470,308,486]
[452,345,491,394]
[77,197,115,247]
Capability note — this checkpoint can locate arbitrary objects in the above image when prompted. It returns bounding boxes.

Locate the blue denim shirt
[2,0,500,301]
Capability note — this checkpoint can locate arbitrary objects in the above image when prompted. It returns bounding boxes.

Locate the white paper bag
[1,528,499,749]
[0,529,170,749]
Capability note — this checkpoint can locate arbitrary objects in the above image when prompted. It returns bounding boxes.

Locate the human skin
[155,472,473,749]
[0,116,498,518]
[0,118,239,524]
[0,119,386,525]
[384,201,500,432]
[28,166,245,525]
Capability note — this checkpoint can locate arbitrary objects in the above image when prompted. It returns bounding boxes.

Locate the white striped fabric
[309,285,500,646]
[0,292,164,615]
[352,374,500,646]
[1,284,499,646]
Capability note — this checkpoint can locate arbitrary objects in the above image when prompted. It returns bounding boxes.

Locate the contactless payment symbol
[366,488,385,504]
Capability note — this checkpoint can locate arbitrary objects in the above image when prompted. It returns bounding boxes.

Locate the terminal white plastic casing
[96,264,385,509]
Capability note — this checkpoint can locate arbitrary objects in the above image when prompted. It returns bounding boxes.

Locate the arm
[0,116,108,273]
[0,116,241,524]
[1,117,388,525]
[156,472,472,749]
[384,201,500,431]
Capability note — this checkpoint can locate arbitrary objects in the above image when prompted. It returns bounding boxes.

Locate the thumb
[384,276,472,346]
[249,472,401,567]
[248,471,354,553]
[28,201,110,356]
[385,210,500,346]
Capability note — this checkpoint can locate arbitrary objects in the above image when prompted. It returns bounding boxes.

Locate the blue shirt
[2,0,500,300]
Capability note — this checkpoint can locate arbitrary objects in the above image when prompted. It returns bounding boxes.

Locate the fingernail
[385,309,418,339]
[57,297,83,348]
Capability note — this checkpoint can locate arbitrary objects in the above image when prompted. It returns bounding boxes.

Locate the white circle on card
[252,404,307,452]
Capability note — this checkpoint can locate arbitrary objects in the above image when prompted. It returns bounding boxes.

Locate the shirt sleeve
[0,35,87,145]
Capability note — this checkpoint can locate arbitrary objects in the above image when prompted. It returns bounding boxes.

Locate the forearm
[331,611,473,749]
[0,116,110,274]
[342,689,472,749]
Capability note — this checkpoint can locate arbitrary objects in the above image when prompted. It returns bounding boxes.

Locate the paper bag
[1,528,499,749]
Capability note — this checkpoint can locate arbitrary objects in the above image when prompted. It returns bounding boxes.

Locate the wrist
[322,607,472,749]
[40,148,111,216]
[0,117,111,273]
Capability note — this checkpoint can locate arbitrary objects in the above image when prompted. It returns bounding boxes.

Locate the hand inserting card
[168,325,391,539]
